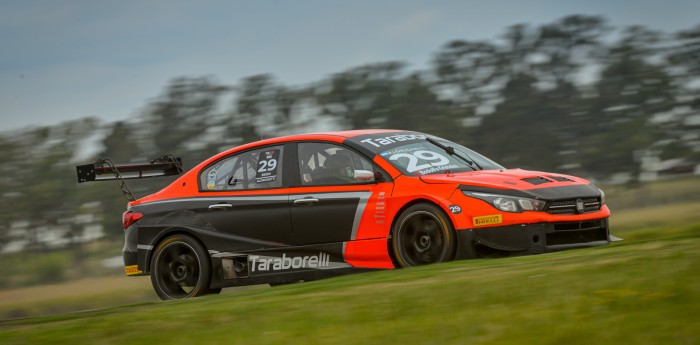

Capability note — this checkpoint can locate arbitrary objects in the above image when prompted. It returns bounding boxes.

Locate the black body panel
[131,195,293,246]
[122,225,139,271]
[196,196,293,244]
[289,191,371,245]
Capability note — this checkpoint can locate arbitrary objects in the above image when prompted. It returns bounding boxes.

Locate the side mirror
[353,170,375,182]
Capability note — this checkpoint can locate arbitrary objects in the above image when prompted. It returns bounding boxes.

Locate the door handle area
[293,198,319,205]
[208,203,233,210]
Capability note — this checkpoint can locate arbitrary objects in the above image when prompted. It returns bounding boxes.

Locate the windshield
[354,133,503,175]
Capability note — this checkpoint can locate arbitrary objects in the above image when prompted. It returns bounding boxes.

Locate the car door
[193,144,293,247]
[289,141,393,245]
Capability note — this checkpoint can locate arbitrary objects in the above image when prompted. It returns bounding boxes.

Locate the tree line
[0,15,698,246]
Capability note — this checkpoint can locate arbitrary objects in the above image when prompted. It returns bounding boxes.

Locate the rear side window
[199,145,284,191]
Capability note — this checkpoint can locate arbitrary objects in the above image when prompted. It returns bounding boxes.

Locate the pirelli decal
[125,265,142,275]
[473,214,502,227]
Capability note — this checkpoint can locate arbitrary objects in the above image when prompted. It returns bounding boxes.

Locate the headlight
[464,191,546,213]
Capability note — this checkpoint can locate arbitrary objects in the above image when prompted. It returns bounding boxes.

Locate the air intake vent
[522,177,552,185]
[547,175,574,182]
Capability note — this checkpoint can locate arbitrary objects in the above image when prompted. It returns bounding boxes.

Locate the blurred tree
[2,15,700,261]
[229,74,275,143]
[471,24,566,170]
[581,27,676,179]
[0,137,21,245]
[383,74,460,140]
[317,62,407,129]
[144,76,228,167]
[532,15,610,173]
[228,74,315,142]
[432,40,500,109]
[100,121,140,163]
[534,15,610,85]
[476,73,566,170]
[666,25,700,162]
[497,24,539,77]
[669,24,700,77]
[317,63,461,140]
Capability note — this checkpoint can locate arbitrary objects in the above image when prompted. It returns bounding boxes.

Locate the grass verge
[0,221,698,344]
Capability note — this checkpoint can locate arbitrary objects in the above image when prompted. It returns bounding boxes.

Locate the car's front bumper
[454,218,610,259]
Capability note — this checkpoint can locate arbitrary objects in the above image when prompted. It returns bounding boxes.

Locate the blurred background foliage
[0,15,699,286]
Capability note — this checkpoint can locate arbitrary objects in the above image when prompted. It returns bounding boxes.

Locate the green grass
[602,175,700,210]
[0,240,124,290]
[0,276,157,320]
[1,179,699,344]
[1,222,698,345]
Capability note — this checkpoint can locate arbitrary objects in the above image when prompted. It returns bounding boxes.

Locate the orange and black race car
[76,129,612,300]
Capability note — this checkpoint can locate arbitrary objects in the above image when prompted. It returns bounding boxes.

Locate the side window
[200,146,283,191]
[298,142,375,186]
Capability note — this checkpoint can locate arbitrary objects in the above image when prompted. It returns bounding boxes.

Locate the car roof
[192,129,408,171]
[133,129,409,205]
[227,129,407,152]
[316,129,407,138]
[260,129,407,143]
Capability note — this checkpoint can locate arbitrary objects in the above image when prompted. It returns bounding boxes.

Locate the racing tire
[150,234,213,300]
[391,203,456,267]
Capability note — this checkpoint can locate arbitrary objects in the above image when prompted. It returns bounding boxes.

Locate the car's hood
[420,168,588,188]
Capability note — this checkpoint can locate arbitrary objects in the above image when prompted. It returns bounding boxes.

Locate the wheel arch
[389,197,455,235]
[387,197,456,266]
[145,227,210,274]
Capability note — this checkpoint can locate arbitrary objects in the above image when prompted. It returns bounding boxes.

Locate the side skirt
[207,242,376,289]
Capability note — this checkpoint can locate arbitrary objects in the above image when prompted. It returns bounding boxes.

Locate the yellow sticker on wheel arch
[125,265,142,275]
[473,214,502,227]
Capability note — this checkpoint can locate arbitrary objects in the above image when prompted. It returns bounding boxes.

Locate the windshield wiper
[426,137,483,171]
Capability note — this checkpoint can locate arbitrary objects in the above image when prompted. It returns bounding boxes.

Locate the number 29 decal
[389,150,449,173]
[257,157,277,172]
[255,149,280,183]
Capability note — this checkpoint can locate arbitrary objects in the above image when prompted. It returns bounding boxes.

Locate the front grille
[546,198,600,214]
[547,220,608,245]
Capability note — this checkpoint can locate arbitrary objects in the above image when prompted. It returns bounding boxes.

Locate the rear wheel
[150,234,213,300]
[391,203,456,267]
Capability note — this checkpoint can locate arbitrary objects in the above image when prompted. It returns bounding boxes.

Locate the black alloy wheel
[150,234,212,300]
[391,204,456,267]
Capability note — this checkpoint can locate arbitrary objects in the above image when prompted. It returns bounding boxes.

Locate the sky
[1,0,699,130]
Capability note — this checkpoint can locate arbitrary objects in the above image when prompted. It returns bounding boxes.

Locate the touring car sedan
[77,129,611,300]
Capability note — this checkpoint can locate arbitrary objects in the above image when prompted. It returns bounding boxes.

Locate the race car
[76,129,611,300]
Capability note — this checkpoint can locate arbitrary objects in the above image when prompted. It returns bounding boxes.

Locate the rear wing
[76,155,183,201]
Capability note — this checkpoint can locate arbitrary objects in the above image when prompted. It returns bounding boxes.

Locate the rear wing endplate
[76,155,183,201]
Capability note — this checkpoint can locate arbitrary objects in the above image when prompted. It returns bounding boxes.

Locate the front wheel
[391,203,456,267]
[150,234,213,300]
